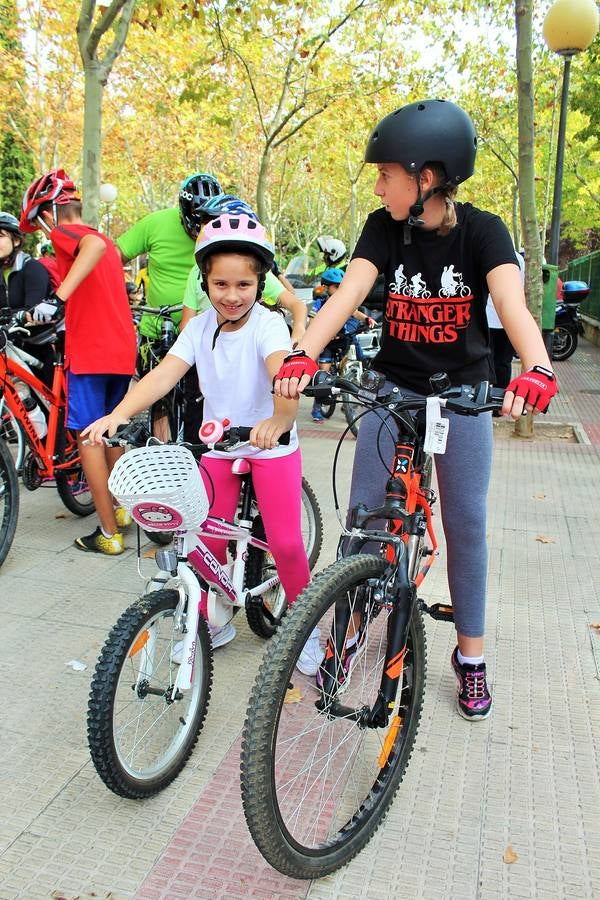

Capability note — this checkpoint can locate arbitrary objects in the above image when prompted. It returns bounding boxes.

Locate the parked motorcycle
[552,280,589,362]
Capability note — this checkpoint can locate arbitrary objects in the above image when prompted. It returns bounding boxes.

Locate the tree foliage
[0,0,35,214]
[9,0,600,261]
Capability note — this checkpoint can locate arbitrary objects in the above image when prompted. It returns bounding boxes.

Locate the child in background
[310,267,375,422]
[82,214,310,649]
[20,169,137,555]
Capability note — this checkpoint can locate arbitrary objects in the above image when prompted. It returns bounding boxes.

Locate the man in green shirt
[117,173,222,339]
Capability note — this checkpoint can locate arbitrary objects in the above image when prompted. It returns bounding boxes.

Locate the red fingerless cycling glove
[276,351,320,383]
[505,366,558,413]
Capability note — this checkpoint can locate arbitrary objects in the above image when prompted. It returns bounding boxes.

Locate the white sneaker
[209,621,236,649]
[296,628,324,676]
[171,621,236,664]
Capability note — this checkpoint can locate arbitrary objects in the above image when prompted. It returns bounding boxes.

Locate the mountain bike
[0,314,94,568]
[87,421,323,799]
[241,371,503,878]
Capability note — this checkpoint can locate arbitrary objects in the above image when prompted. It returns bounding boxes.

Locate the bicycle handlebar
[102,421,291,451]
[304,370,504,416]
[133,304,184,317]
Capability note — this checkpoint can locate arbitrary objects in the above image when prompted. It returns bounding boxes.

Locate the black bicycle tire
[0,437,20,568]
[0,407,26,472]
[320,397,337,419]
[552,326,577,361]
[87,589,213,798]
[300,476,323,570]
[54,426,95,517]
[241,555,427,879]
[245,550,286,640]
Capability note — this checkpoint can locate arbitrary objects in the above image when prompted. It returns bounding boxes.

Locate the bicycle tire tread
[241,555,427,878]
[87,590,213,799]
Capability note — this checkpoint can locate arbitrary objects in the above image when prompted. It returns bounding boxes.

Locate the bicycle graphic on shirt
[389,264,472,300]
[389,266,431,299]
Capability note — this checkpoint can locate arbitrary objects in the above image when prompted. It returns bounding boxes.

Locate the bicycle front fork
[316,556,415,729]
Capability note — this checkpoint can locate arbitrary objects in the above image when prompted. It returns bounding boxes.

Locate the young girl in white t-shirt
[82,214,310,647]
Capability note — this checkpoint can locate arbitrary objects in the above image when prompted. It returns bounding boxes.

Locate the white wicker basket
[108,444,209,532]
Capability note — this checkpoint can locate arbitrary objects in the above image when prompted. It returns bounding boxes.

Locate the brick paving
[0,339,599,899]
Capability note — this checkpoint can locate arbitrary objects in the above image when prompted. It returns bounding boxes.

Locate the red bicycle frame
[0,352,79,478]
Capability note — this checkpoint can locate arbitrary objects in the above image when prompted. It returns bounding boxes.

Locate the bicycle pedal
[421,601,454,622]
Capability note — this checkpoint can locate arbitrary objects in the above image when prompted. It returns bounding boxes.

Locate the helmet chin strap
[404,181,446,243]
[201,271,266,350]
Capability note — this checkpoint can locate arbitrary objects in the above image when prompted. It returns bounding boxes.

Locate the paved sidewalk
[1,341,600,899]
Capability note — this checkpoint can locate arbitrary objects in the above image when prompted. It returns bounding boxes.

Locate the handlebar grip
[229,426,291,445]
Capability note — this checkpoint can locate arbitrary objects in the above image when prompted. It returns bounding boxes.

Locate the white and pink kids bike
[87,420,322,798]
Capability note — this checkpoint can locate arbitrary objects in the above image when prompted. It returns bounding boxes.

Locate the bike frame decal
[385,647,406,680]
[199,517,248,540]
[188,541,237,604]
[132,502,183,529]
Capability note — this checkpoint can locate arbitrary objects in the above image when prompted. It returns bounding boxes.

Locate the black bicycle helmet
[0,212,23,266]
[0,212,22,236]
[365,99,477,186]
[179,172,223,238]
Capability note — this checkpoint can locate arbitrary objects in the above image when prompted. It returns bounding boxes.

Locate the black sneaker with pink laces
[450,646,492,720]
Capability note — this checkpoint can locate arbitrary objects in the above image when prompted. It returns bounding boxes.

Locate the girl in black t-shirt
[275,99,557,721]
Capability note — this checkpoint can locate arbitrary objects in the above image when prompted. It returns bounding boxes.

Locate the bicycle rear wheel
[55,428,95,516]
[87,589,213,798]
[241,555,426,878]
[300,476,322,570]
[0,437,19,568]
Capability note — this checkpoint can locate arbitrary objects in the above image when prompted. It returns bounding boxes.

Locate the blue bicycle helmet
[321,267,345,286]
[200,194,258,221]
[179,173,223,237]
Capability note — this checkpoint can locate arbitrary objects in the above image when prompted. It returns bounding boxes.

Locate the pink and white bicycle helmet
[194,214,274,270]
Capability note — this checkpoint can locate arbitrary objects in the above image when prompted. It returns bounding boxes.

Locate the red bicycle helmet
[20,169,80,233]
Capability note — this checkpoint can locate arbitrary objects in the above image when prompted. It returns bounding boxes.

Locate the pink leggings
[200,449,310,605]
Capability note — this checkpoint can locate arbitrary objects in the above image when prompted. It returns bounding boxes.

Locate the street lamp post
[543,0,599,266]
[99,182,118,238]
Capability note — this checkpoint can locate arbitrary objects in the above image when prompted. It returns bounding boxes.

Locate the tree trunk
[256,146,271,230]
[81,62,105,227]
[515,0,544,439]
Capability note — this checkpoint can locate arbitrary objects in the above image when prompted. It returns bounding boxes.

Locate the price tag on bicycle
[424,396,450,455]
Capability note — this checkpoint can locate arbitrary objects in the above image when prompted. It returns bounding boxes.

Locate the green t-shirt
[117,207,194,338]
[182,266,285,311]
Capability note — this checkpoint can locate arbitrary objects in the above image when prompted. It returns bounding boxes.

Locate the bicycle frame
[319,423,437,725]
[0,350,75,478]
[140,478,280,699]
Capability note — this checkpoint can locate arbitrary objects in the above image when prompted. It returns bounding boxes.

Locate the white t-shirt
[169,303,297,458]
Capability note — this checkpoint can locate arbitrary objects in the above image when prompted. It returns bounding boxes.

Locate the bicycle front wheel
[0,437,19,568]
[88,590,213,798]
[0,402,26,472]
[241,555,427,879]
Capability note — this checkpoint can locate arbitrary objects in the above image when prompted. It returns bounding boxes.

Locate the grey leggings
[347,382,493,638]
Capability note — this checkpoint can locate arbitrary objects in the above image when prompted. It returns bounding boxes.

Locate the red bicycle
[0,313,94,567]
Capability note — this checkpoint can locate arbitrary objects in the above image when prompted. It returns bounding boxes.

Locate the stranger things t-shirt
[352,203,518,394]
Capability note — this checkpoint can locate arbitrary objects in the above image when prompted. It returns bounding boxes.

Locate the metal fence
[562,250,600,321]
